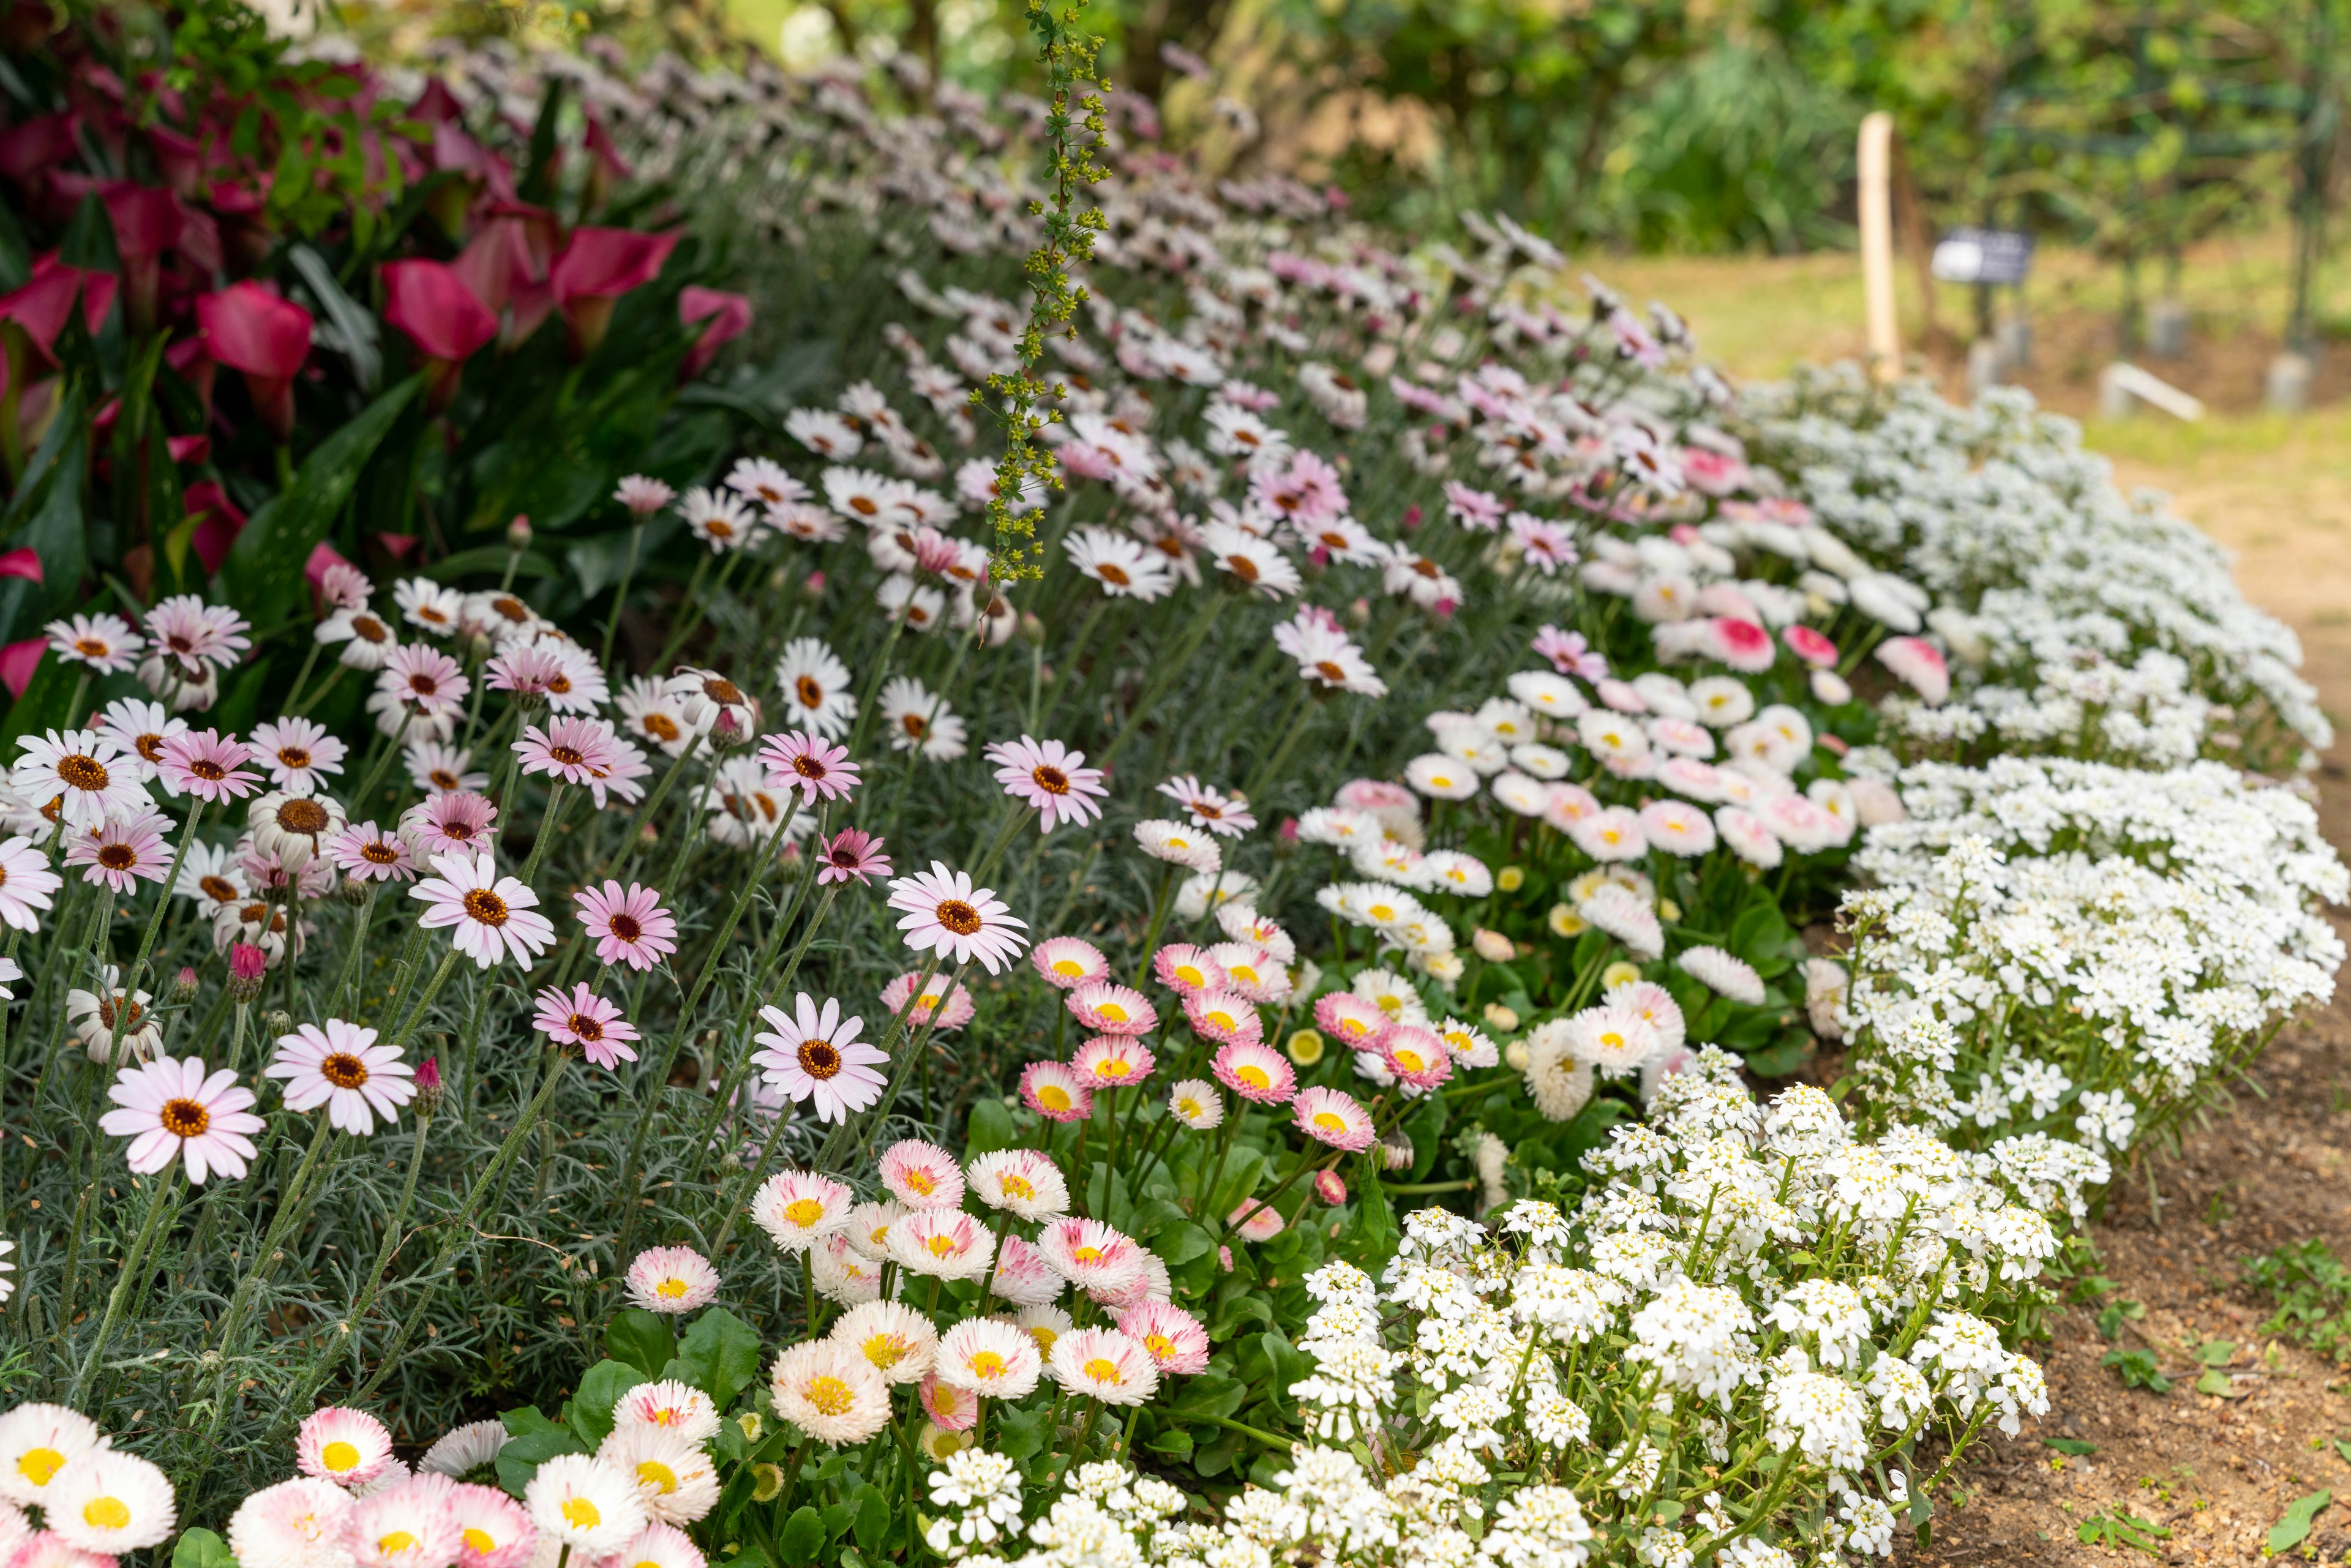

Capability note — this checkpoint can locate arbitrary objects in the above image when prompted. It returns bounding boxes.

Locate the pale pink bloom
[266,1019,416,1134]
[1293,1087,1376,1151]
[66,812,171,892]
[0,835,61,930]
[154,729,261,804]
[1117,1302,1210,1375]
[1877,636,1951,705]
[749,1171,853,1251]
[1542,782,1602,831]
[1570,806,1647,862]
[887,861,1028,974]
[516,716,623,791]
[877,1139,966,1210]
[575,881,678,971]
[967,1149,1070,1221]
[1638,800,1718,857]
[984,736,1109,832]
[379,645,471,719]
[1067,981,1155,1036]
[816,828,891,885]
[1030,937,1108,989]
[879,970,975,1032]
[251,717,347,796]
[1152,943,1225,994]
[1211,1040,1294,1105]
[227,1477,358,1568]
[407,741,487,795]
[1036,1217,1147,1299]
[448,1484,534,1568]
[1157,774,1256,837]
[886,1209,991,1280]
[625,1246,721,1313]
[1228,1199,1286,1242]
[933,1319,1042,1400]
[411,852,557,969]
[1783,625,1839,668]
[1381,1027,1452,1092]
[486,644,567,699]
[99,1055,263,1183]
[917,1375,976,1432]
[751,993,885,1122]
[1071,1035,1155,1087]
[1717,806,1784,869]
[1019,1060,1092,1122]
[1534,625,1609,681]
[1676,944,1768,1006]
[757,731,860,803]
[48,612,143,673]
[296,1405,396,1485]
[532,984,641,1068]
[1313,992,1392,1052]
[329,822,419,883]
[1183,989,1262,1048]
[402,792,498,859]
[615,475,676,516]
[1049,1327,1160,1406]
[143,594,251,675]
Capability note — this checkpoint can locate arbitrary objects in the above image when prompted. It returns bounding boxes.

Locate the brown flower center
[277,800,331,835]
[850,496,879,516]
[1032,766,1070,796]
[644,715,680,743]
[1228,555,1260,582]
[936,899,982,936]
[200,874,238,901]
[361,841,400,865]
[430,769,461,790]
[795,676,824,708]
[159,1097,209,1138]
[1096,563,1131,587]
[609,913,641,942]
[569,1013,604,1042]
[190,758,226,781]
[353,615,388,643]
[135,733,165,763]
[278,747,311,769]
[798,1040,842,1079]
[321,1052,369,1089]
[1314,660,1347,682]
[549,745,586,767]
[463,888,510,926]
[899,714,927,739]
[97,844,136,870]
[58,754,109,791]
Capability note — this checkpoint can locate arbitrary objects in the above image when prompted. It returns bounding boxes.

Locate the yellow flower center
[1097,1002,1127,1023]
[1146,1334,1176,1358]
[924,1234,958,1258]
[1000,1173,1036,1199]
[969,1351,1007,1379]
[903,1168,936,1196]
[463,1530,497,1554]
[322,1441,362,1473]
[656,1278,691,1299]
[1313,1112,1346,1133]
[1237,1065,1270,1090]
[378,1533,419,1555]
[784,1198,825,1228]
[863,1335,910,1370]
[83,1497,130,1531]
[637,1461,679,1494]
[1084,1357,1120,1383]
[562,1498,602,1529]
[1038,1086,1072,1112]
[17,1447,64,1485]
[1052,959,1086,978]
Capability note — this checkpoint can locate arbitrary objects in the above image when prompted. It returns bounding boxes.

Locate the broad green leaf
[567,1358,649,1446]
[607,1309,678,1378]
[1160,1222,1215,1267]
[2269,1490,2332,1553]
[776,1506,824,1567]
[852,1487,891,1550]
[964,1096,1014,1160]
[495,1406,586,1497]
[672,1307,763,1408]
[171,1528,236,1568]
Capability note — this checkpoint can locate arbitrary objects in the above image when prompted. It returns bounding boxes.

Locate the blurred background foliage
[324,0,2342,264]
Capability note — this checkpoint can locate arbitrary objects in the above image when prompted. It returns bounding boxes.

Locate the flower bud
[227,942,268,1002]
[1378,1130,1415,1172]
[1601,961,1642,991]
[1471,928,1513,963]
[413,1056,444,1117]
[262,1008,294,1039]
[1504,1039,1531,1073]
[1313,1169,1348,1206]
[341,878,373,908]
[171,967,201,1006]
[1217,1245,1235,1272]
[800,570,827,601]
[1483,1001,1519,1032]
[1019,611,1046,646]
[1496,865,1525,892]
[506,514,533,551]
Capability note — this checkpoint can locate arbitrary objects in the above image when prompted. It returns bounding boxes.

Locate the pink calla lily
[678,287,751,381]
[195,282,313,441]
[550,227,678,359]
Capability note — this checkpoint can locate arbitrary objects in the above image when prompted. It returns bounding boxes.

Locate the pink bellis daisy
[816,828,890,886]
[157,729,261,804]
[532,985,642,1069]
[297,1406,397,1486]
[751,993,885,1122]
[1183,989,1263,1048]
[413,852,557,969]
[265,1019,418,1135]
[1292,1086,1376,1151]
[750,1171,853,1253]
[626,1247,721,1313]
[983,736,1109,832]
[1030,936,1108,989]
[575,881,678,971]
[879,970,975,1032]
[1118,1302,1211,1376]
[966,1149,1070,1221]
[1210,1040,1295,1105]
[1071,1036,1155,1087]
[1229,1199,1286,1242]
[1152,944,1225,994]
[1050,1328,1160,1406]
[886,862,1028,974]
[757,731,861,804]
[1018,1060,1092,1122]
[99,1056,264,1184]
[932,1320,1042,1401]
[1067,981,1155,1036]
[877,1139,966,1210]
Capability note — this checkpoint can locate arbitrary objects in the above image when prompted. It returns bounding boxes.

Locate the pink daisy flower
[1210,1040,1295,1105]
[1072,1035,1155,1087]
[1067,981,1155,1036]
[296,1405,396,1485]
[1036,1217,1146,1299]
[515,717,622,790]
[574,880,678,971]
[143,594,250,675]
[1155,775,1256,837]
[624,1246,721,1313]
[757,731,860,804]
[1783,624,1839,668]
[1030,936,1109,989]
[530,984,642,1068]
[1228,1199,1286,1242]
[751,992,887,1123]
[1049,1327,1160,1406]
[1313,992,1393,1052]
[98,1055,264,1184]
[1116,1302,1211,1375]
[157,729,262,803]
[1183,989,1262,1048]
[1152,944,1225,994]
[1207,943,1289,1003]
[1293,1086,1376,1150]
[486,644,566,699]
[378,645,471,719]
[877,1139,966,1210]
[250,717,347,796]
[401,793,498,859]
[989,1237,1068,1307]
[0,835,62,930]
[917,1375,977,1433]
[66,812,171,892]
[1534,625,1608,681]
[48,610,143,673]
[328,822,419,883]
[412,852,557,969]
[815,828,891,885]
[879,970,975,1032]
[887,861,1029,975]
[264,1019,417,1135]
[1018,1060,1093,1122]
[983,736,1109,832]
[1381,1026,1453,1091]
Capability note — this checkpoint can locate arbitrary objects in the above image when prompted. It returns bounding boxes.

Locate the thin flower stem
[602,520,647,665]
[290,1109,433,1408]
[350,710,416,815]
[651,552,721,671]
[68,1164,177,1403]
[111,801,206,1057]
[517,783,571,888]
[209,1112,340,1359]
[388,949,463,1059]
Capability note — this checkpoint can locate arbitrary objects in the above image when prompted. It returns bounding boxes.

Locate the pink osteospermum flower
[486,644,566,699]
[625,1246,721,1313]
[751,992,887,1123]
[1293,1086,1376,1151]
[48,611,144,673]
[879,969,975,1032]
[66,812,171,892]
[574,881,678,971]
[886,861,1029,974]
[1152,943,1226,994]
[983,736,1109,832]
[877,1139,966,1210]
[531,984,641,1069]
[1117,1302,1211,1376]
[515,717,623,790]
[412,852,557,969]
[379,645,471,719]
[757,731,861,804]
[616,475,676,516]
[97,1055,264,1184]
[157,729,262,803]
[264,1019,417,1135]
[1018,1060,1093,1122]
[400,793,498,859]
[328,822,419,884]
[1071,1035,1155,1087]
[1067,981,1155,1036]
[1183,988,1262,1048]
[0,835,62,930]
[816,828,891,885]
[1211,1040,1295,1105]
[1030,936,1108,989]
[1157,775,1257,838]
[250,717,347,796]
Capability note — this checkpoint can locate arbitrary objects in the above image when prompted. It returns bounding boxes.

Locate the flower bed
[0,15,2337,1568]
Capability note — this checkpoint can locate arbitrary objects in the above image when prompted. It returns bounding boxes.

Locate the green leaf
[2193,1369,2236,1397]
[2269,1490,2333,1553]
[219,375,422,626]
[2076,1512,2169,1555]
[964,1096,1014,1160]
[171,1528,236,1568]
[289,242,381,391]
[776,1506,824,1567]
[992,1397,1052,1461]
[2100,1348,2170,1393]
[606,1309,678,1379]
[852,1487,891,1550]
[495,1406,587,1497]
[2192,1338,2235,1365]
[1160,1221,1215,1267]
[2041,1437,2096,1457]
[2334,1438,2351,1465]
[672,1308,765,1408]
[568,1359,650,1446]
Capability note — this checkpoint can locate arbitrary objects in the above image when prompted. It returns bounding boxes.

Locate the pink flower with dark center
[887,861,1028,974]
[401,792,498,859]
[99,1054,263,1183]
[757,730,861,804]
[142,594,252,676]
[816,827,890,885]
[515,716,623,790]
[158,729,261,803]
[67,812,171,891]
[1156,775,1256,838]
[250,717,347,797]
[328,822,419,883]
[380,645,471,719]
[983,735,1109,833]
[531,983,641,1068]
[574,880,677,971]
[412,852,556,969]
[486,644,567,698]
[1533,624,1608,681]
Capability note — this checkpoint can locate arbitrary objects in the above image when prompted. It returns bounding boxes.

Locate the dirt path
[1907,437,2351,1566]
